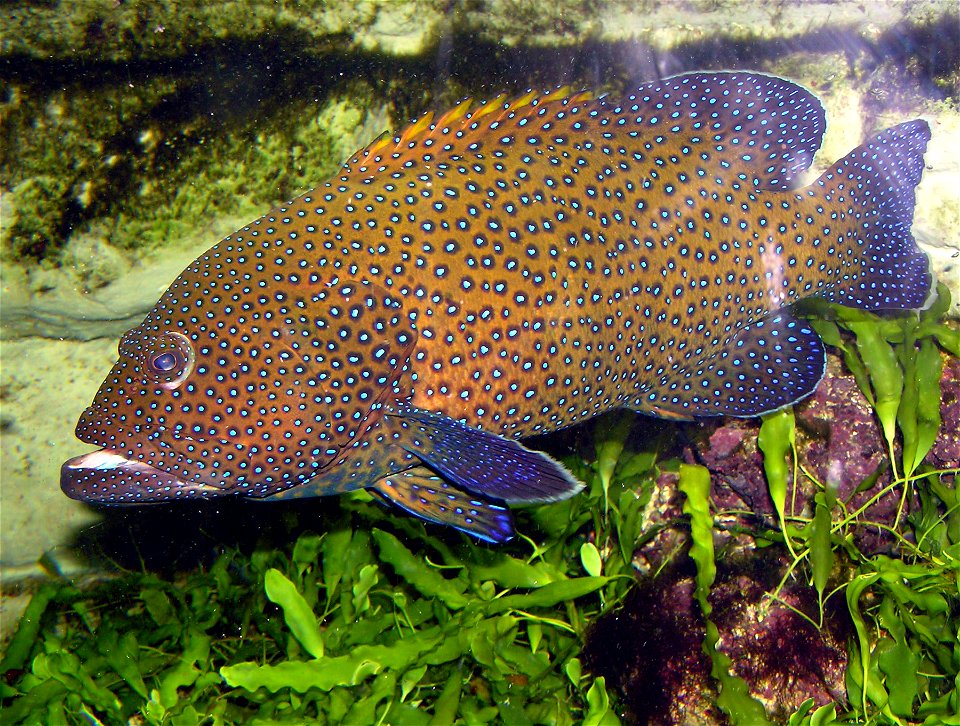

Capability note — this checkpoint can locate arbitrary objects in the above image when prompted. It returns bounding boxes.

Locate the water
[2,3,960,723]
[1,0,957,622]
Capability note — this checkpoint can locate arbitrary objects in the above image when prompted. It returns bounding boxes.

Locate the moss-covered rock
[0,1,448,61]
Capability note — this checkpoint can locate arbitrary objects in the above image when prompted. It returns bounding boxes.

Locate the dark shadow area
[62,408,679,577]
[68,496,345,575]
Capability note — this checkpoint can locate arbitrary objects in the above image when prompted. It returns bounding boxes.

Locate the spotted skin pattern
[62,72,932,542]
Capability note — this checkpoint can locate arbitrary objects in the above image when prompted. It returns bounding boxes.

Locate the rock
[582,550,849,724]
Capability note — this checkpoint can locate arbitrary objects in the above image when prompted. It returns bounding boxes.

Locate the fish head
[62,261,416,504]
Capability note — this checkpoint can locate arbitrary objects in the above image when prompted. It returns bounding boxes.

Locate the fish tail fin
[815,119,934,311]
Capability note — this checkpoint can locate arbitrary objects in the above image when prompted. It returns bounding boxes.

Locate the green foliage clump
[0,430,661,724]
[759,284,960,725]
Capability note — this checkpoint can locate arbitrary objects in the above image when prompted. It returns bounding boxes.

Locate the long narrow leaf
[265,568,325,659]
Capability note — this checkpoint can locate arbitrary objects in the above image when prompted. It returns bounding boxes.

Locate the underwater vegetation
[2,287,959,724]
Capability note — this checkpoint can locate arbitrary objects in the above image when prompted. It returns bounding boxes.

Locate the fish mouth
[63,405,242,503]
[60,447,224,503]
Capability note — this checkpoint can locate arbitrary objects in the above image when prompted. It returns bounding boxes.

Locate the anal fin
[372,467,515,543]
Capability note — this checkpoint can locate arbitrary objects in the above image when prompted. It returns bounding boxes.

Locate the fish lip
[60,447,226,503]
[69,408,239,500]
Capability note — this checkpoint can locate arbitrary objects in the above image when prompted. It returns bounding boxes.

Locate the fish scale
[62,71,932,542]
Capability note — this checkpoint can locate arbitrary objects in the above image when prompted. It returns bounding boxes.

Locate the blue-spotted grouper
[62,72,932,542]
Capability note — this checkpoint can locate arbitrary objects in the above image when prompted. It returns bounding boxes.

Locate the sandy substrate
[0,338,115,573]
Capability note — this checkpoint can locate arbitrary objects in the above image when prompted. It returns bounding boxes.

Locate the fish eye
[150,351,180,372]
[145,332,195,390]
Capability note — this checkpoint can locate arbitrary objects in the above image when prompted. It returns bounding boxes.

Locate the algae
[2,0,957,270]
[2,73,382,263]
[0,1,448,61]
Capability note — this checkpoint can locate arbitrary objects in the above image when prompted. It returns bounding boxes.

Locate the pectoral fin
[372,467,515,543]
[382,403,583,504]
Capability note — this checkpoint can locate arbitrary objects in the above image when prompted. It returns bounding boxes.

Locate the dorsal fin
[341,87,594,179]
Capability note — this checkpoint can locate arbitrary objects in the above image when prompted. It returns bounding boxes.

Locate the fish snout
[60,448,219,503]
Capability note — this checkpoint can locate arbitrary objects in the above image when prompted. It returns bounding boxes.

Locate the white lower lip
[63,448,183,481]
[64,449,133,470]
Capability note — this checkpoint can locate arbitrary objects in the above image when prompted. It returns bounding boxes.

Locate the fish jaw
[60,448,226,503]
[63,406,249,502]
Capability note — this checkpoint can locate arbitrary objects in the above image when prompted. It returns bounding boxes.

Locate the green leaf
[679,464,770,724]
[0,582,58,674]
[712,639,772,725]
[580,542,603,577]
[34,651,123,719]
[806,702,840,726]
[428,667,463,725]
[616,486,648,566]
[352,564,379,616]
[901,337,943,477]
[1,679,68,724]
[758,409,796,542]
[849,320,903,460]
[566,657,583,686]
[488,577,610,612]
[810,493,835,599]
[292,532,324,577]
[787,698,815,725]
[679,464,715,601]
[322,527,355,608]
[593,410,635,512]
[877,637,919,716]
[264,568,324,659]
[468,552,565,589]
[221,628,444,693]
[468,618,499,670]
[157,629,211,709]
[400,664,427,701]
[373,529,468,609]
[99,630,148,699]
[344,670,397,723]
[141,588,177,627]
[583,677,619,726]
[845,573,889,714]
[527,620,543,654]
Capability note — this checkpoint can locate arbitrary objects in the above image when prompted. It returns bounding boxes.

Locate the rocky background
[1,1,959,717]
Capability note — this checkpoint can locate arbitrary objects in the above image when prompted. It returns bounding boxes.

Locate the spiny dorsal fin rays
[339,74,824,193]
[341,86,594,178]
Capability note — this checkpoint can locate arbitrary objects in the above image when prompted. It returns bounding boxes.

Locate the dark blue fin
[636,312,826,419]
[381,403,583,504]
[371,467,515,543]
[649,72,826,191]
[814,120,934,311]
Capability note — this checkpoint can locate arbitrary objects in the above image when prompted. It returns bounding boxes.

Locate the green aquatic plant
[1,442,655,724]
[752,284,960,725]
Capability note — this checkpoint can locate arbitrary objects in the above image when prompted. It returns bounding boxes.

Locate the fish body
[62,72,932,542]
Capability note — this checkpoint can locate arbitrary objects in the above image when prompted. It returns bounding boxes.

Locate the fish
[61,71,933,543]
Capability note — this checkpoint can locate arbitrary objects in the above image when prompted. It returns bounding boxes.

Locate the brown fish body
[62,72,931,542]
[207,77,906,434]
